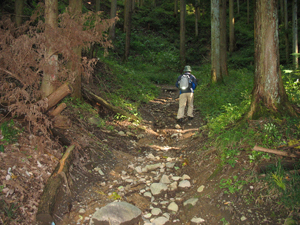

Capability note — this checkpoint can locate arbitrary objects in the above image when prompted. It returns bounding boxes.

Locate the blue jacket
[176,72,197,94]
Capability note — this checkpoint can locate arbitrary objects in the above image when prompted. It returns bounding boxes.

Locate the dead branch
[253,145,300,158]
[45,83,73,111]
[82,86,139,121]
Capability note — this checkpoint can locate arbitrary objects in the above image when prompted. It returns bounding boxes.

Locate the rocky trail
[44,86,287,225]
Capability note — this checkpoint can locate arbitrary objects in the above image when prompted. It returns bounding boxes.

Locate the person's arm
[191,75,197,90]
[175,75,181,88]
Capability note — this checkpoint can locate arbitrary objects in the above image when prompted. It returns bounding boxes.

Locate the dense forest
[1,0,300,224]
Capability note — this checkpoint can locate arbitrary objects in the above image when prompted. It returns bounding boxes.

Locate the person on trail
[175,65,197,123]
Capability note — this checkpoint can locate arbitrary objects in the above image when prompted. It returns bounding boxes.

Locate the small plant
[221,148,239,168]
[220,217,229,225]
[272,173,286,191]
[114,113,127,121]
[219,176,247,194]
[0,120,22,148]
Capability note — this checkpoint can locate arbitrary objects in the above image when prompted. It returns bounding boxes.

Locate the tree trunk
[174,0,178,17]
[96,0,100,11]
[292,0,298,69]
[195,0,200,37]
[211,0,222,84]
[124,0,132,61]
[69,0,82,99]
[247,0,249,24]
[109,0,117,40]
[229,0,234,54]
[247,0,296,119]
[284,0,289,64]
[41,0,58,98]
[220,0,228,77]
[180,0,186,68]
[15,0,24,27]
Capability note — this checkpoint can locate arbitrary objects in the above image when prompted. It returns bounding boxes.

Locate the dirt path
[52,85,285,225]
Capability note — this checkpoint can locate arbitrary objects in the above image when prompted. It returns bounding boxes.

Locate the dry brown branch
[253,145,300,158]
[48,103,67,117]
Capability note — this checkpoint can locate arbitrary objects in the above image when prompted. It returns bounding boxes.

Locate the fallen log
[253,145,300,158]
[82,87,139,121]
[48,103,67,117]
[44,83,72,112]
[36,145,75,225]
[256,160,300,174]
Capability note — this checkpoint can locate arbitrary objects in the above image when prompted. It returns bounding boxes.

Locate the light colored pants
[177,92,194,119]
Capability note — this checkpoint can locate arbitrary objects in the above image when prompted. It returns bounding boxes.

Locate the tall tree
[284,0,289,64]
[247,0,296,119]
[109,0,117,40]
[211,0,222,84]
[292,0,298,69]
[124,0,132,61]
[229,0,234,54]
[180,0,186,67]
[96,0,100,11]
[174,0,178,17]
[15,0,24,27]
[220,0,228,77]
[41,0,58,98]
[195,0,200,37]
[69,0,82,99]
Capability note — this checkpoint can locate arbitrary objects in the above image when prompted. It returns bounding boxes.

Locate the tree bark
[211,0,222,84]
[284,0,289,64]
[41,0,58,98]
[180,0,186,68]
[220,0,228,77]
[229,0,234,54]
[174,0,178,17]
[292,0,298,69]
[48,103,67,117]
[109,0,117,40]
[253,145,300,158]
[247,0,296,119]
[15,0,24,27]
[124,0,132,61]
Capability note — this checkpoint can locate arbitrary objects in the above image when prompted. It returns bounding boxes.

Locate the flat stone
[89,201,142,225]
[169,181,178,191]
[197,185,205,193]
[184,198,198,206]
[151,216,169,225]
[150,183,168,196]
[167,202,178,212]
[145,163,162,172]
[178,180,191,188]
[151,208,162,216]
[159,175,171,184]
[191,217,205,224]
[181,174,190,180]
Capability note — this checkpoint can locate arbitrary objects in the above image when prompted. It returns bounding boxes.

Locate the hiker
[175,65,197,123]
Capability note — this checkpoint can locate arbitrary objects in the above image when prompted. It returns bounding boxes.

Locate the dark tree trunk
[220,0,228,77]
[247,0,296,119]
[124,0,132,61]
[180,0,186,68]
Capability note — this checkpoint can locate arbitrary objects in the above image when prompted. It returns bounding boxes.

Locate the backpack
[179,74,190,90]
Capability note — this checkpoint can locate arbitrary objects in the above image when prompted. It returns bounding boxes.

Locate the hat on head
[183,65,192,72]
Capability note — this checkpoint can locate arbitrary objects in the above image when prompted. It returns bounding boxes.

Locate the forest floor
[0,83,297,224]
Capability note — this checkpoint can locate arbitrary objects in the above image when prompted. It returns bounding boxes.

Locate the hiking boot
[177,118,183,123]
[188,117,194,120]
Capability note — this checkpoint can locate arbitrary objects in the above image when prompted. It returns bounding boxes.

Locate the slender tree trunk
[292,0,298,69]
[15,0,24,27]
[96,0,100,11]
[247,0,296,119]
[174,0,178,17]
[247,0,249,24]
[229,0,234,54]
[195,0,200,37]
[284,0,289,64]
[69,0,82,99]
[124,0,132,61]
[279,0,284,25]
[220,0,228,77]
[109,0,117,40]
[211,0,222,84]
[180,0,186,68]
[41,0,58,98]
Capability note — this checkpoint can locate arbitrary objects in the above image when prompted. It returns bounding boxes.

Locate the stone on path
[167,202,178,212]
[191,217,205,224]
[151,216,169,225]
[159,174,171,184]
[183,198,198,207]
[178,180,191,188]
[89,201,142,225]
[197,185,205,193]
[150,183,168,195]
